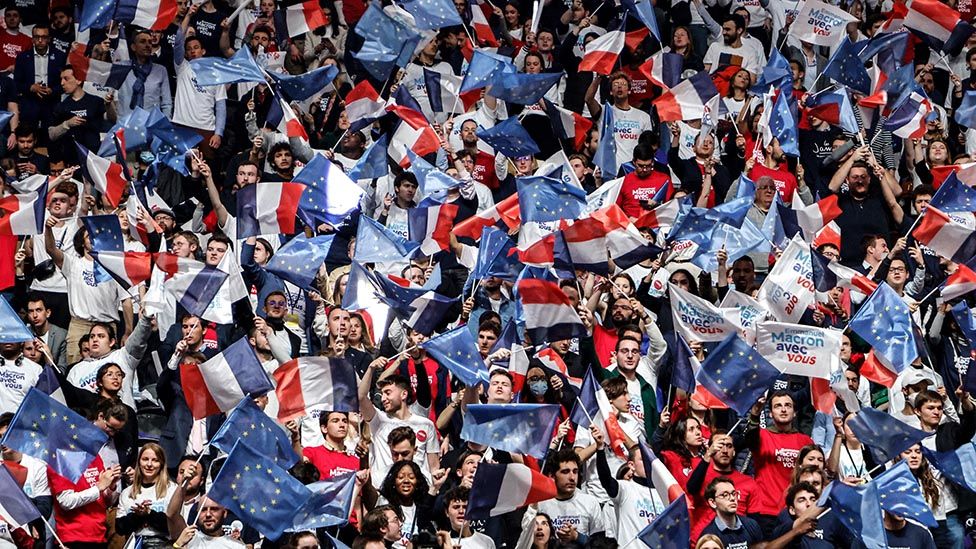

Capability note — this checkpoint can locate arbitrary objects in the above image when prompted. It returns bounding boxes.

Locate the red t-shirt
[0,33,31,71]
[48,456,108,543]
[751,429,813,516]
[659,451,701,492]
[748,162,799,203]
[616,170,671,218]
[472,151,500,190]
[0,235,16,290]
[303,446,359,480]
[689,467,759,540]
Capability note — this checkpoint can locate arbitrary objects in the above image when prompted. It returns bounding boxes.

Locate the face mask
[528,380,548,396]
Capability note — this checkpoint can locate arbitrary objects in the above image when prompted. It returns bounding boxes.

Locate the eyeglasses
[714,490,740,500]
[889,266,906,273]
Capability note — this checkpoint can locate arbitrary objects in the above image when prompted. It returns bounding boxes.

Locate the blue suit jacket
[14,48,65,124]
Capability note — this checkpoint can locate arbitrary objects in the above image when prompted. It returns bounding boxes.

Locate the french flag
[267,98,309,141]
[402,291,458,336]
[425,69,479,114]
[579,30,626,75]
[408,203,458,256]
[114,0,178,31]
[561,217,610,274]
[154,252,202,279]
[455,193,521,240]
[573,370,629,458]
[940,263,976,301]
[536,347,581,389]
[0,184,48,236]
[654,72,719,122]
[235,182,306,239]
[68,44,130,89]
[164,264,228,318]
[89,251,152,289]
[639,443,685,504]
[913,205,976,263]
[639,51,683,90]
[284,0,327,37]
[273,357,358,422]
[466,462,556,519]
[181,338,274,420]
[634,198,681,228]
[795,194,843,238]
[468,0,499,46]
[517,278,586,344]
[591,204,662,269]
[345,81,386,132]
[904,0,959,47]
[543,99,593,150]
[387,105,441,167]
[812,220,841,250]
[884,91,931,138]
[829,259,879,295]
[77,144,127,207]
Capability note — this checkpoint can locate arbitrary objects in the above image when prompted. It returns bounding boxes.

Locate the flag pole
[917,285,942,305]
[726,416,746,435]
[575,396,596,424]
[329,129,349,152]
[903,209,926,238]
[39,514,69,549]
[775,0,802,51]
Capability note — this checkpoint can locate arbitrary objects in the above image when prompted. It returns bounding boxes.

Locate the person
[302,411,360,479]
[13,25,65,134]
[171,498,245,549]
[703,15,765,80]
[438,487,496,548]
[533,449,606,546]
[48,65,116,159]
[116,443,177,547]
[686,432,758,539]
[700,477,765,548]
[25,294,67,369]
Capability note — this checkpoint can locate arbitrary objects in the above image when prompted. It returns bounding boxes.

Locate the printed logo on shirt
[551,515,582,529]
[614,119,644,141]
[83,466,100,487]
[83,269,98,287]
[416,429,428,443]
[774,447,800,469]
[196,20,218,37]
[0,368,27,390]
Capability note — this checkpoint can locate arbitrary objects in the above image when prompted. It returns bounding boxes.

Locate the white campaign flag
[756,322,840,379]
[757,236,816,323]
[720,289,769,344]
[669,283,740,343]
[790,0,859,47]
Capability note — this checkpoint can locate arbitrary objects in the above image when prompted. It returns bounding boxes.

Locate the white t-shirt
[117,481,178,537]
[611,105,653,170]
[703,41,766,77]
[536,491,606,539]
[19,454,51,499]
[368,411,439,488]
[173,61,227,132]
[609,479,666,547]
[402,61,453,122]
[61,253,127,322]
[185,533,246,549]
[459,532,495,548]
[30,221,78,293]
[67,347,140,409]
[0,356,42,414]
[575,414,643,501]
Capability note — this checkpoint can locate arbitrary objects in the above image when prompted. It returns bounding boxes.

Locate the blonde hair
[695,535,725,549]
[132,443,171,500]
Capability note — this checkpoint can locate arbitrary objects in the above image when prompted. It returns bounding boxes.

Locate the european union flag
[857,31,910,70]
[1,388,108,482]
[666,208,718,249]
[460,404,561,458]
[949,303,976,392]
[471,226,521,282]
[82,215,125,252]
[340,262,384,312]
[100,107,154,155]
[593,103,617,179]
[208,440,312,540]
[353,3,421,81]
[693,218,768,273]
[848,407,929,463]
[294,153,365,226]
[460,50,516,93]
[476,118,540,159]
[817,480,886,549]
[407,150,460,199]
[751,48,793,95]
[882,63,921,115]
[569,369,600,428]
[488,72,564,106]
[671,334,698,394]
[735,174,756,200]
[265,235,335,291]
[268,65,339,102]
[420,326,488,386]
[930,172,976,211]
[354,216,421,263]
[706,195,753,228]
[516,175,586,223]
[0,296,36,343]
[922,441,976,492]
[190,47,266,86]
[875,460,938,527]
[211,398,300,469]
[848,283,918,373]
[288,472,358,531]
[399,0,463,29]
[147,107,202,152]
[823,38,872,95]
[769,89,799,157]
[620,0,660,40]
[79,0,115,30]
[696,334,780,415]
[348,134,390,181]
[636,495,689,549]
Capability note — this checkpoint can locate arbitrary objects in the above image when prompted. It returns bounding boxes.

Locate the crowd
[0,0,975,547]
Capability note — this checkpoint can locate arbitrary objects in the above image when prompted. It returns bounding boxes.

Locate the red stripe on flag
[912,206,951,245]
[859,351,898,388]
[273,359,308,422]
[181,363,222,419]
[524,472,557,505]
[124,252,153,285]
[275,182,307,235]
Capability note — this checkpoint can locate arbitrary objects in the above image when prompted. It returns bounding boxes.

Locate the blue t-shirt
[701,515,764,549]
[884,522,936,549]
[771,511,854,549]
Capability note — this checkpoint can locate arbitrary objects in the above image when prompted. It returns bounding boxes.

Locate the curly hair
[379,461,429,514]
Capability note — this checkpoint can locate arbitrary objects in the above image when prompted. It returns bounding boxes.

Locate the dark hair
[544,448,581,476]
[361,505,399,541]
[95,363,125,389]
[477,322,501,338]
[704,476,735,501]
[318,411,347,426]
[184,35,205,51]
[380,461,429,510]
[388,426,416,448]
[14,126,34,139]
[912,184,935,201]
[601,377,628,401]
[0,412,14,430]
[25,293,48,309]
[394,172,419,189]
[768,389,794,406]
[489,369,514,385]
[614,335,641,352]
[209,232,234,251]
[89,322,117,343]
[727,13,746,30]
[289,461,321,484]
[913,389,945,410]
[632,141,654,162]
[443,486,470,507]
[860,234,886,255]
[377,374,413,403]
[269,142,293,159]
[663,415,702,460]
[90,398,129,424]
[786,481,819,508]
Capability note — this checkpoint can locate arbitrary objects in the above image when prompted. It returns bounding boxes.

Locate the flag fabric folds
[273,357,359,422]
[180,338,274,419]
[695,333,780,415]
[467,462,557,519]
[211,397,300,468]
[848,407,930,463]
[460,404,561,458]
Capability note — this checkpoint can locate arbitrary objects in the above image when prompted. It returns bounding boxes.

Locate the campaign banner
[756,322,840,379]
[791,0,858,47]
[670,283,739,342]
[720,289,769,344]
[757,236,816,323]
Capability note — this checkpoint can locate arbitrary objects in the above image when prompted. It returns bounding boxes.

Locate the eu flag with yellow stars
[515,175,587,224]
[695,333,780,416]
[460,404,561,459]
[848,282,918,373]
[0,388,108,482]
[210,398,300,469]
[847,407,929,463]
[476,118,540,159]
[636,495,690,549]
[265,234,335,292]
[823,37,871,95]
[399,0,463,30]
[420,325,488,386]
[208,440,312,540]
[817,480,886,549]
[875,460,938,527]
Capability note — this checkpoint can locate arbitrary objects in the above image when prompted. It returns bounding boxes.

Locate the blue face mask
[528,380,548,396]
